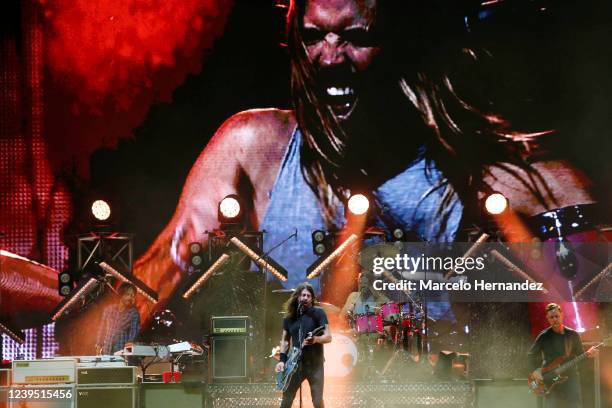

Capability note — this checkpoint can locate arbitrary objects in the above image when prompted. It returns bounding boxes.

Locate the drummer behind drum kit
[347,299,429,380]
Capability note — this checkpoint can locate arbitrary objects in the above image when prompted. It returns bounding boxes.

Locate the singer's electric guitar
[276,326,325,392]
[528,335,611,396]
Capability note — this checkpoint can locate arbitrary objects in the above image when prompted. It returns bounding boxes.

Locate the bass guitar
[528,335,610,396]
[276,326,325,392]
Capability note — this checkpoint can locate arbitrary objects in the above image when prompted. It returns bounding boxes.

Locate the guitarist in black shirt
[528,303,591,408]
[275,282,331,408]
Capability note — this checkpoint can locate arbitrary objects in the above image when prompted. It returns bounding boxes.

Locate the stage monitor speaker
[474,379,539,408]
[211,336,248,382]
[75,386,137,408]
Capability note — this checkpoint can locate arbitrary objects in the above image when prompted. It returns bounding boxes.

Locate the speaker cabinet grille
[211,337,247,382]
[76,386,137,408]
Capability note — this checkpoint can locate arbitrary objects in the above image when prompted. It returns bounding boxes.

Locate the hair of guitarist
[283,282,317,321]
[545,303,562,313]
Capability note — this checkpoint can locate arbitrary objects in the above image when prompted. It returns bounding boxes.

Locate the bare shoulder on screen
[211,108,296,163]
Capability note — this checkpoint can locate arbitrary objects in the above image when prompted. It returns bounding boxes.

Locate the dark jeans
[280,362,324,408]
[545,375,582,408]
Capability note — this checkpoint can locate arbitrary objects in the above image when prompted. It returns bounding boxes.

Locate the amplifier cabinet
[211,316,249,336]
[12,359,76,385]
[76,386,137,408]
[7,384,75,408]
[77,367,136,386]
[0,370,10,387]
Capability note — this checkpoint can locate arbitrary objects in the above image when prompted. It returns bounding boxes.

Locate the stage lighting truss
[0,320,26,344]
[51,277,101,321]
[98,261,159,303]
[182,253,231,299]
[306,233,358,280]
[229,236,288,282]
[78,233,133,275]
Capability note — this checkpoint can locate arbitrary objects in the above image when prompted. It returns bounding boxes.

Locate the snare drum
[354,313,383,334]
[380,302,401,322]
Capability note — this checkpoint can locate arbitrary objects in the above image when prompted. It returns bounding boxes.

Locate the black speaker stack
[210,316,250,383]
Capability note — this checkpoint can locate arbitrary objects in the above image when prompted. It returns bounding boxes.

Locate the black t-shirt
[283,306,328,367]
[528,326,584,376]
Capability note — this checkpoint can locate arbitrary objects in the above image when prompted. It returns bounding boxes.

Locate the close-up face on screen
[1,1,611,407]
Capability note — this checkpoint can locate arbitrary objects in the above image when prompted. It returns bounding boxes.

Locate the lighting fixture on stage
[306,233,358,280]
[229,236,288,282]
[484,192,508,215]
[51,277,101,321]
[91,199,111,221]
[182,254,231,299]
[392,228,405,240]
[347,194,369,215]
[98,261,159,303]
[188,242,204,273]
[311,230,327,255]
[57,271,74,296]
[0,320,26,344]
[218,194,243,225]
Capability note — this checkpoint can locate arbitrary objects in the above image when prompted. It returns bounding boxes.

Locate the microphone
[298,300,305,316]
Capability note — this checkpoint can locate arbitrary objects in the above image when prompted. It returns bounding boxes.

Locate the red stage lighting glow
[40,0,233,114]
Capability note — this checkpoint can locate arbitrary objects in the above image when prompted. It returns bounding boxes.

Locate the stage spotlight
[229,236,288,282]
[58,271,74,296]
[91,199,111,221]
[0,321,26,344]
[311,230,327,255]
[306,234,358,279]
[218,194,242,224]
[484,192,508,215]
[182,254,230,299]
[347,194,369,215]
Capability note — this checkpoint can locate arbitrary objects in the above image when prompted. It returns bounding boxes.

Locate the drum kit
[346,298,428,380]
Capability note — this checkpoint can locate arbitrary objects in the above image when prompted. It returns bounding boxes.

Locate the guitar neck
[556,341,604,374]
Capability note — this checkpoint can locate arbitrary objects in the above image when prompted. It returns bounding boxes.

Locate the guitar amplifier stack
[76,366,137,408]
[210,316,250,383]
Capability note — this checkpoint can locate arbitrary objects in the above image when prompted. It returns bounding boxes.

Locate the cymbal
[359,243,399,271]
[272,288,295,294]
[0,249,62,327]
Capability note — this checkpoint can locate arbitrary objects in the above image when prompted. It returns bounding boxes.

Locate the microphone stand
[298,301,304,408]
